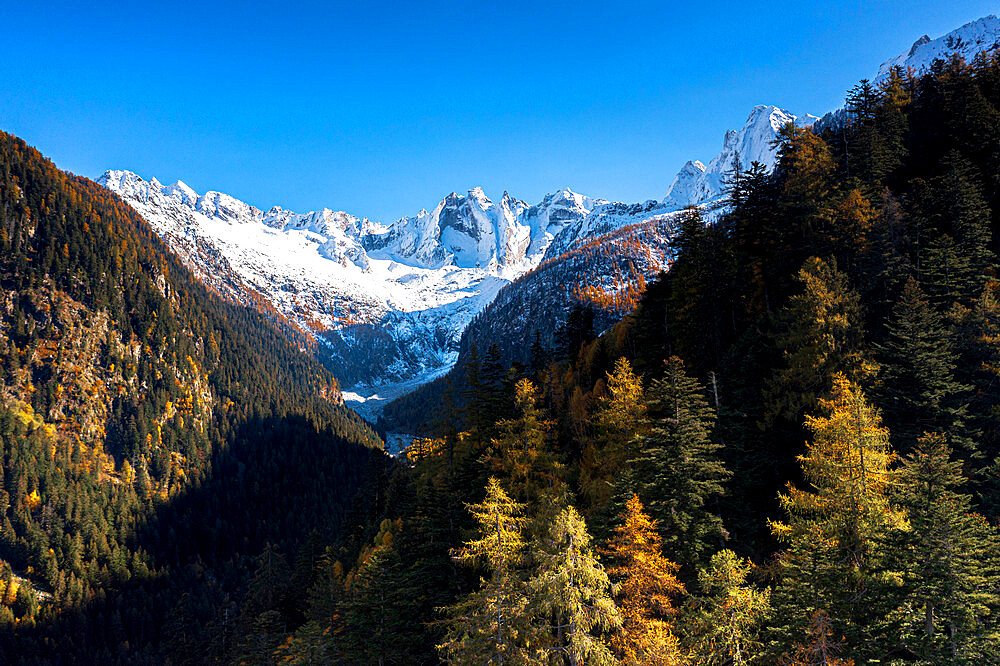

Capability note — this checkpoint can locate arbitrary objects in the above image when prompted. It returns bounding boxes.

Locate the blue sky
[2,1,997,221]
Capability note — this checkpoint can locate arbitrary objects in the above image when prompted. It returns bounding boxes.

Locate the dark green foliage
[893,434,1000,663]
[633,357,730,576]
[0,130,380,663]
[875,278,973,456]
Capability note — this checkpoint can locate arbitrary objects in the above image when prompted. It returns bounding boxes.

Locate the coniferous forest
[2,45,1000,666]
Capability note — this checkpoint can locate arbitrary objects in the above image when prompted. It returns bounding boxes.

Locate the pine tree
[685,549,770,665]
[527,503,621,665]
[438,478,538,665]
[603,494,687,665]
[635,356,730,574]
[894,433,1000,663]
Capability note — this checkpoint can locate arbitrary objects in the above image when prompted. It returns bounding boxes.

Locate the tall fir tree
[635,356,730,575]
[893,433,1000,663]
[874,278,973,456]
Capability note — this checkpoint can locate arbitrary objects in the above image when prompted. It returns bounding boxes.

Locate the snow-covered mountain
[876,14,1000,85]
[817,14,1000,132]
[100,14,1000,420]
[99,169,689,417]
[662,105,819,210]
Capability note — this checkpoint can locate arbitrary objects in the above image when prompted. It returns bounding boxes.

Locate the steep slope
[0,130,380,660]
[460,214,679,368]
[378,212,682,440]
[817,14,1000,131]
[875,14,1000,85]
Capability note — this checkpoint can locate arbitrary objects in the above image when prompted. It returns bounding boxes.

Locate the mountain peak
[662,105,811,209]
[908,34,931,57]
[876,14,1000,84]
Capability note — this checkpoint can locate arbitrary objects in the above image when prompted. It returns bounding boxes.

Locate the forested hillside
[0,132,381,663]
[267,52,1000,664]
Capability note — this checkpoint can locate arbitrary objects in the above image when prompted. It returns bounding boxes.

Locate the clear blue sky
[2,1,997,221]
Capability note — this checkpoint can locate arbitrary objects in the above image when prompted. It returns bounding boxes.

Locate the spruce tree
[894,433,1000,663]
[875,278,973,456]
[635,356,730,574]
[339,543,420,665]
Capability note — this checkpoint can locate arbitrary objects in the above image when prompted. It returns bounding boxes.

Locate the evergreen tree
[635,356,730,574]
[556,303,595,361]
[339,542,420,665]
[875,278,973,455]
[950,282,1000,511]
[894,433,1000,663]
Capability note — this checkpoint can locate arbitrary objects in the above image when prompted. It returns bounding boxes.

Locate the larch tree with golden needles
[604,494,687,665]
[686,549,770,666]
[490,379,559,504]
[581,357,646,508]
[764,257,869,426]
[768,374,905,661]
[784,610,854,666]
[438,478,539,665]
[527,503,621,666]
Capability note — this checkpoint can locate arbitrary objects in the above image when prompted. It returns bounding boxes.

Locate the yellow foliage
[604,495,687,665]
[403,437,445,462]
[24,490,41,511]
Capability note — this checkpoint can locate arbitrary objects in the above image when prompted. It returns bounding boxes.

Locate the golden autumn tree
[768,374,905,661]
[686,549,770,665]
[604,494,687,665]
[437,478,540,665]
[581,357,646,507]
[489,379,559,504]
